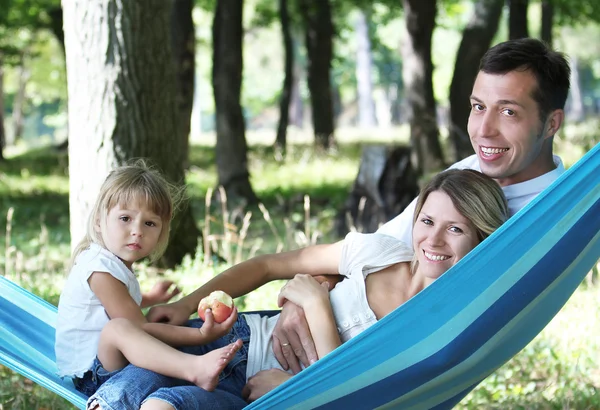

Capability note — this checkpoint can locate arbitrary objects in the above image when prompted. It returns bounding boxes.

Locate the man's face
[467,70,561,187]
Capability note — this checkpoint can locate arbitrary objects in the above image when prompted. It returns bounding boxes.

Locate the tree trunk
[300,0,335,149]
[568,56,584,123]
[289,40,304,128]
[540,0,553,46]
[171,0,195,169]
[355,10,377,128]
[212,0,257,203]
[449,0,503,162]
[508,0,529,40]
[274,0,293,155]
[12,58,29,143]
[62,0,200,267]
[0,63,5,161]
[401,0,444,174]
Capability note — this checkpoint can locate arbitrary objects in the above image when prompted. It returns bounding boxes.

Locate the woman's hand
[277,274,330,310]
[146,299,191,325]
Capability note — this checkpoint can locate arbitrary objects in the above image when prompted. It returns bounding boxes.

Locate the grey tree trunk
[212,0,257,203]
[509,0,529,40]
[12,58,29,143]
[541,0,553,46]
[300,0,335,149]
[62,0,199,267]
[289,39,304,128]
[449,0,503,162]
[275,0,294,155]
[171,0,195,169]
[401,0,445,173]
[0,63,4,161]
[355,10,377,128]
[568,56,584,122]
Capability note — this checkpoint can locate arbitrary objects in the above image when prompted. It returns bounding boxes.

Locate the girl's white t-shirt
[55,243,142,378]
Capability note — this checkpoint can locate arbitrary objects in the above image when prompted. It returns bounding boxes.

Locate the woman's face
[412,190,480,281]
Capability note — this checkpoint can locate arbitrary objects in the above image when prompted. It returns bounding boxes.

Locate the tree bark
[508,0,529,40]
[274,0,293,155]
[540,0,553,46]
[171,0,195,169]
[448,0,503,162]
[401,0,444,174]
[0,63,5,161]
[62,0,200,267]
[355,10,377,128]
[212,0,257,203]
[300,0,335,149]
[12,57,29,143]
[289,38,304,128]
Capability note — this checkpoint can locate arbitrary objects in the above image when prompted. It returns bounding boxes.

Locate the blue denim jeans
[73,357,122,397]
[87,316,251,410]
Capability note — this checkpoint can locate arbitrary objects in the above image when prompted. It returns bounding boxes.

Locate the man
[265,37,570,382]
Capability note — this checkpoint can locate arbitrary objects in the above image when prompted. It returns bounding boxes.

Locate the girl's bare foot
[188,339,243,391]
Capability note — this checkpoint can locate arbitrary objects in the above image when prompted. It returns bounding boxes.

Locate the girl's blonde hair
[411,169,509,272]
[70,160,179,268]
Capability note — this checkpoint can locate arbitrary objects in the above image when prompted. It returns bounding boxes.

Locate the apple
[198,290,234,323]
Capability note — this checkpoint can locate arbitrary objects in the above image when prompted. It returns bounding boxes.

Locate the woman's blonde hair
[70,160,179,268]
[411,169,509,272]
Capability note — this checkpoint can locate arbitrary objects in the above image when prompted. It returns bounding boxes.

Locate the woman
[88,169,509,410]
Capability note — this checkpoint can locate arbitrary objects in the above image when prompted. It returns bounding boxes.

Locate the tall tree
[401,0,445,173]
[355,10,377,128]
[541,0,554,46]
[448,0,503,162]
[300,0,335,149]
[62,0,200,267]
[274,0,294,155]
[171,0,195,169]
[0,62,4,161]
[508,0,529,39]
[212,0,257,202]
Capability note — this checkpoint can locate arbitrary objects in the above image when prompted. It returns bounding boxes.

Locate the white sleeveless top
[244,232,414,380]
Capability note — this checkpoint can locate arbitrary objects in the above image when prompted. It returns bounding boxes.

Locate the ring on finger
[281,342,290,347]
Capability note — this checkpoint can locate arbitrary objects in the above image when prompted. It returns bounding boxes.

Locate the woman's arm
[278,275,342,359]
[147,241,344,324]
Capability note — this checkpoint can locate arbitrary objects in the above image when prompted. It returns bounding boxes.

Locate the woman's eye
[421,218,433,226]
[449,226,464,234]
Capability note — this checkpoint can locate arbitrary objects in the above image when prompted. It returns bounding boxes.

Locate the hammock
[1,143,599,410]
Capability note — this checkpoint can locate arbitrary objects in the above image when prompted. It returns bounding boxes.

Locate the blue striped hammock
[1,142,599,410]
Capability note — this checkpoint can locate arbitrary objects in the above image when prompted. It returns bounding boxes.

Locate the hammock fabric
[1,142,599,410]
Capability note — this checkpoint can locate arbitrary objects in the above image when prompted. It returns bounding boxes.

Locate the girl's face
[97,201,164,269]
[412,191,480,281]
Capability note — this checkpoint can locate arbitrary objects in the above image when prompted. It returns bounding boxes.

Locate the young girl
[55,161,242,398]
[88,169,510,410]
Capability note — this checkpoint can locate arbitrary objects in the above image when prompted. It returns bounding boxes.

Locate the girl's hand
[141,280,181,308]
[277,274,330,309]
[198,305,239,342]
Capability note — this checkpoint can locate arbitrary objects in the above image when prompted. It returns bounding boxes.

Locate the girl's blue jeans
[86,316,251,410]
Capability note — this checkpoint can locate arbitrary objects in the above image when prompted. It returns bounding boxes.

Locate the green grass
[0,131,599,409]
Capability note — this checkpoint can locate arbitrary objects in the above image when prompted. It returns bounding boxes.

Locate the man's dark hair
[479,38,571,121]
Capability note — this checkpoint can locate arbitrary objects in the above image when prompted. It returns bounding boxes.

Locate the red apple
[198,290,234,323]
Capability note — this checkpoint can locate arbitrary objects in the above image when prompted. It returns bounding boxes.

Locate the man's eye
[471,103,484,112]
[502,108,515,116]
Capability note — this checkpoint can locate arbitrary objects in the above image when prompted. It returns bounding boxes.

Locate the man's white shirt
[376,154,565,245]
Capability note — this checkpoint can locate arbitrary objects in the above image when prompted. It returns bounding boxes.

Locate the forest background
[0,0,599,408]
